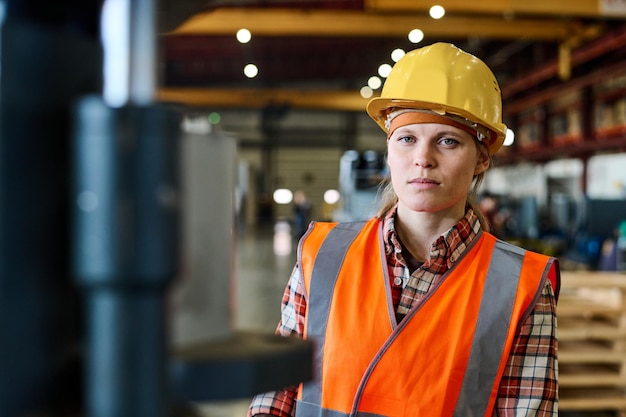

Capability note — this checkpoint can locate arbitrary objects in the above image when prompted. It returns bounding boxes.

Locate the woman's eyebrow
[391,127,469,138]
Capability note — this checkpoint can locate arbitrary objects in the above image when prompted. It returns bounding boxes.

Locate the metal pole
[101,0,155,107]
[72,97,181,417]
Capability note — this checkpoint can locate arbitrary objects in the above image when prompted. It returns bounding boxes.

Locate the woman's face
[387,122,489,219]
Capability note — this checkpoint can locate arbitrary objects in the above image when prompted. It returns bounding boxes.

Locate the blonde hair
[375,140,492,230]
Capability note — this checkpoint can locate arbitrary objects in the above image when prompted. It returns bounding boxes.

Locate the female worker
[248,42,560,417]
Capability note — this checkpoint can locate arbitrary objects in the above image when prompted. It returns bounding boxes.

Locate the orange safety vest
[296,219,559,417]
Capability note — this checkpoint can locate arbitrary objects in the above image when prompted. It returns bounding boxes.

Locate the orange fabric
[355,232,497,416]
[388,111,479,138]
[298,220,394,406]
[298,221,550,417]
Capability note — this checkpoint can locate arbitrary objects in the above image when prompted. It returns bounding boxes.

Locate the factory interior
[4,0,626,416]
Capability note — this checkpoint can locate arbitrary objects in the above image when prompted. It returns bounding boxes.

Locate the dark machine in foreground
[0,2,311,416]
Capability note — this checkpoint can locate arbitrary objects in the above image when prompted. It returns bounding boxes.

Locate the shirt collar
[383,205,482,267]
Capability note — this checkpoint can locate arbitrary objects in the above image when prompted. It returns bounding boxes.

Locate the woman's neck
[395,206,463,261]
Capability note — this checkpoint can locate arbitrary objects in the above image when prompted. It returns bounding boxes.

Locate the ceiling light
[273,189,293,205]
[378,63,392,78]
[504,128,515,146]
[323,189,341,205]
[368,76,382,89]
[429,5,445,19]
[236,28,251,43]
[391,48,406,62]
[243,63,258,78]
[408,29,424,44]
[360,86,374,99]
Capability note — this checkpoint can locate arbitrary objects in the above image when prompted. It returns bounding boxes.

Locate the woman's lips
[408,177,439,189]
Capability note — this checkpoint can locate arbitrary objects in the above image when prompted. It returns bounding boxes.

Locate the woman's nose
[412,142,434,167]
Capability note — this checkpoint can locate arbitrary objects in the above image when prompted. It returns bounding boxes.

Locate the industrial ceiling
[157,0,626,114]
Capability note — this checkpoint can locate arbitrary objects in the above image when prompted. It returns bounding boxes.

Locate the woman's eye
[398,136,415,143]
[439,137,459,146]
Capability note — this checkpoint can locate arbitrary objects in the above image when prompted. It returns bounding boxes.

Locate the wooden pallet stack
[559,271,626,415]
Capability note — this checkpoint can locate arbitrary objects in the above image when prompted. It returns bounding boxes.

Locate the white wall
[483,163,548,206]
[587,153,626,198]
[171,131,237,345]
[485,154,626,202]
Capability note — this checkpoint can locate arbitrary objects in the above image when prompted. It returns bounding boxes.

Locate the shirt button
[394,277,403,286]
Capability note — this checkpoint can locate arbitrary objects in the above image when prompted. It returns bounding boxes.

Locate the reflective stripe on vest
[305,221,368,409]
[453,240,526,416]
[296,219,553,417]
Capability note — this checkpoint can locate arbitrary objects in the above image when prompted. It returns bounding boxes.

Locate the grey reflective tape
[296,401,350,417]
[378,225,397,327]
[301,222,367,407]
[453,240,526,417]
[296,400,387,417]
[355,412,388,417]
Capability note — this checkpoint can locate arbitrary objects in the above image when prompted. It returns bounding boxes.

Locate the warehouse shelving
[496,56,626,167]
[559,271,626,415]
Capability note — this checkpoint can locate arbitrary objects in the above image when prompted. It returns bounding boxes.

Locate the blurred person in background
[292,190,312,239]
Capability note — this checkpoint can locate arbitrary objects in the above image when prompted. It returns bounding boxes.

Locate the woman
[248,42,560,417]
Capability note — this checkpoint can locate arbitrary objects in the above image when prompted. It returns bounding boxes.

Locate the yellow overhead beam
[157,88,373,112]
[365,0,626,18]
[169,7,593,41]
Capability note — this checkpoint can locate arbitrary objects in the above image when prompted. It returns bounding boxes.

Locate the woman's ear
[474,146,490,176]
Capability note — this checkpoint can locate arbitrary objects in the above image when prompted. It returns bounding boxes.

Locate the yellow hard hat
[366,42,507,155]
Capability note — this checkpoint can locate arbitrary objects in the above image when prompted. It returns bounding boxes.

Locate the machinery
[0,1,311,416]
[337,150,386,222]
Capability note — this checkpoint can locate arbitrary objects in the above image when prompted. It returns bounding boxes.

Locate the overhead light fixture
[243,63,258,78]
[323,189,341,205]
[378,63,392,78]
[273,189,293,205]
[368,76,382,89]
[391,48,406,62]
[429,5,445,19]
[408,29,424,44]
[504,128,515,146]
[236,28,251,43]
[360,86,374,99]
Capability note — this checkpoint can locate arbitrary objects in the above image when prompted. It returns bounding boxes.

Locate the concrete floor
[190,222,617,417]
